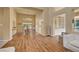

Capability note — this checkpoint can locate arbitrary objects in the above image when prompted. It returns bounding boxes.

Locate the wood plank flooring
[2,32,66,52]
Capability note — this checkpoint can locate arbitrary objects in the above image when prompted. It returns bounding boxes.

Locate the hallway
[0,7,77,52]
[2,32,65,52]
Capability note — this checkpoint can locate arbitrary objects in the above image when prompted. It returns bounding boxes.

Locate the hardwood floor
[2,32,66,52]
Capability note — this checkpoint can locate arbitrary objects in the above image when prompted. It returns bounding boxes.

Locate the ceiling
[54,7,65,11]
[14,7,66,16]
[23,18,32,23]
[14,7,43,15]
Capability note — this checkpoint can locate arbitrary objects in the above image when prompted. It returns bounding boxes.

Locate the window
[73,17,79,32]
[55,16,64,29]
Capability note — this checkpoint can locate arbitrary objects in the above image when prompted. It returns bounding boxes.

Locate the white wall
[10,8,16,40]
[0,8,16,47]
[0,8,3,40]
[3,8,10,41]
[36,12,45,35]
[36,8,55,36]
[0,8,16,41]
[53,7,76,35]
[36,8,50,35]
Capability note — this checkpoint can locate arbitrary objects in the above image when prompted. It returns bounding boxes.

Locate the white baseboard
[50,34,55,37]
[0,47,15,52]
[40,33,46,36]
[0,40,9,48]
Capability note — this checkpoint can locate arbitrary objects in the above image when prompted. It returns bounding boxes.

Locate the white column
[48,8,55,36]
[43,8,49,35]
[65,8,74,33]
[3,8,10,41]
